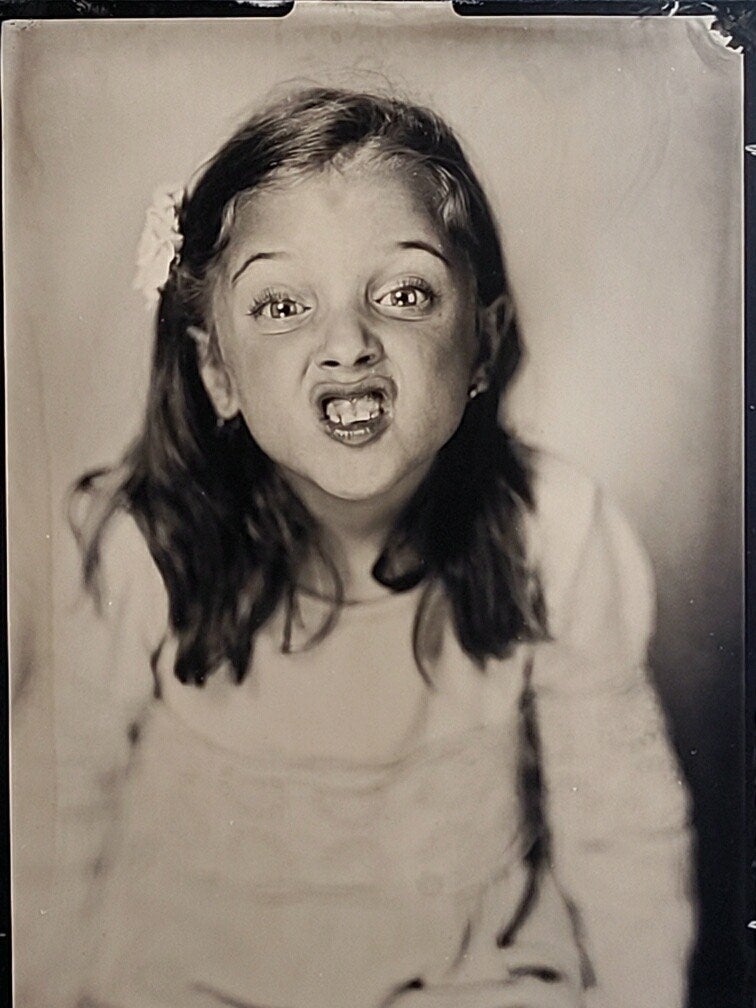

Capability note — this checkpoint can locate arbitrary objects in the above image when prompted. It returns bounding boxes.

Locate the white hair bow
[133,185,184,308]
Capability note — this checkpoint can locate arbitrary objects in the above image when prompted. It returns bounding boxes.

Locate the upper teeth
[325,394,383,426]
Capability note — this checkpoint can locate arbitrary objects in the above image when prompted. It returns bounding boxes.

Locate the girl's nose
[315,315,384,371]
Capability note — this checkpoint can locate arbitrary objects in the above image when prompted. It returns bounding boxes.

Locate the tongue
[325,394,382,426]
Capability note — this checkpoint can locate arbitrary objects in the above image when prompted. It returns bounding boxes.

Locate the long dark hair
[72,87,547,686]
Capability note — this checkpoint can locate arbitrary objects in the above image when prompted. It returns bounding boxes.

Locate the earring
[468,377,489,400]
[216,413,242,435]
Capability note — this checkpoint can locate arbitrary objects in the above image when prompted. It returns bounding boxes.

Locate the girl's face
[202,162,491,508]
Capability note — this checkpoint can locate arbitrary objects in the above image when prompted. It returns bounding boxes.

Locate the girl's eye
[374,279,435,314]
[247,291,311,322]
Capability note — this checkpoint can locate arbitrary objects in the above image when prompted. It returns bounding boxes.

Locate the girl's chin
[299,473,409,506]
[282,454,430,510]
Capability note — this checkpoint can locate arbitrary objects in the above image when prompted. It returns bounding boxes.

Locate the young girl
[51,87,692,1008]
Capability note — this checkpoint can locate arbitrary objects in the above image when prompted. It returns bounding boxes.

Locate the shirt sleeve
[43,510,169,1006]
[529,457,696,1008]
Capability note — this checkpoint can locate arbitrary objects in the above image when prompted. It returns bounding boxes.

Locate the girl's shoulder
[94,506,169,653]
[525,448,655,651]
[525,448,604,599]
[526,449,600,567]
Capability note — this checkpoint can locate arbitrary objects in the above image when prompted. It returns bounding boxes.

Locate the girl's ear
[187,326,240,420]
[471,292,512,391]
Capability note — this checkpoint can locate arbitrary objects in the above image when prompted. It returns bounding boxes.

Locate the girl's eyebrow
[395,240,451,268]
[231,251,286,285]
[231,242,449,286]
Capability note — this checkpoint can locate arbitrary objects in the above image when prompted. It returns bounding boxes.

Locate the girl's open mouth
[313,378,395,447]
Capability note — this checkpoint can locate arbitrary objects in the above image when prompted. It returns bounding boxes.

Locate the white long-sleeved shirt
[15,451,695,1007]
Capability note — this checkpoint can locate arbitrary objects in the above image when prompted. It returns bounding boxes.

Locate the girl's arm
[530,460,696,1008]
[13,511,167,1008]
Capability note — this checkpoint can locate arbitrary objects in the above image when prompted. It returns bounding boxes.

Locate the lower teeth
[331,420,378,438]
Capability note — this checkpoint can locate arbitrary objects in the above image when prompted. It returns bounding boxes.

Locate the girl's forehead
[226,161,454,258]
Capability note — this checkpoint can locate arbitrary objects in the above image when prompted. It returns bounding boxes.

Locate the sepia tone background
[4,6,744,1005]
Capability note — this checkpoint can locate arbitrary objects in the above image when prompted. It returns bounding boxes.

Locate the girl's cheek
[420,331,476,386]
[225,339,276,383]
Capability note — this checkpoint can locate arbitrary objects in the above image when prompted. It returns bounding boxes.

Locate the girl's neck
[299,534,387,603]
[282,464,430,603]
